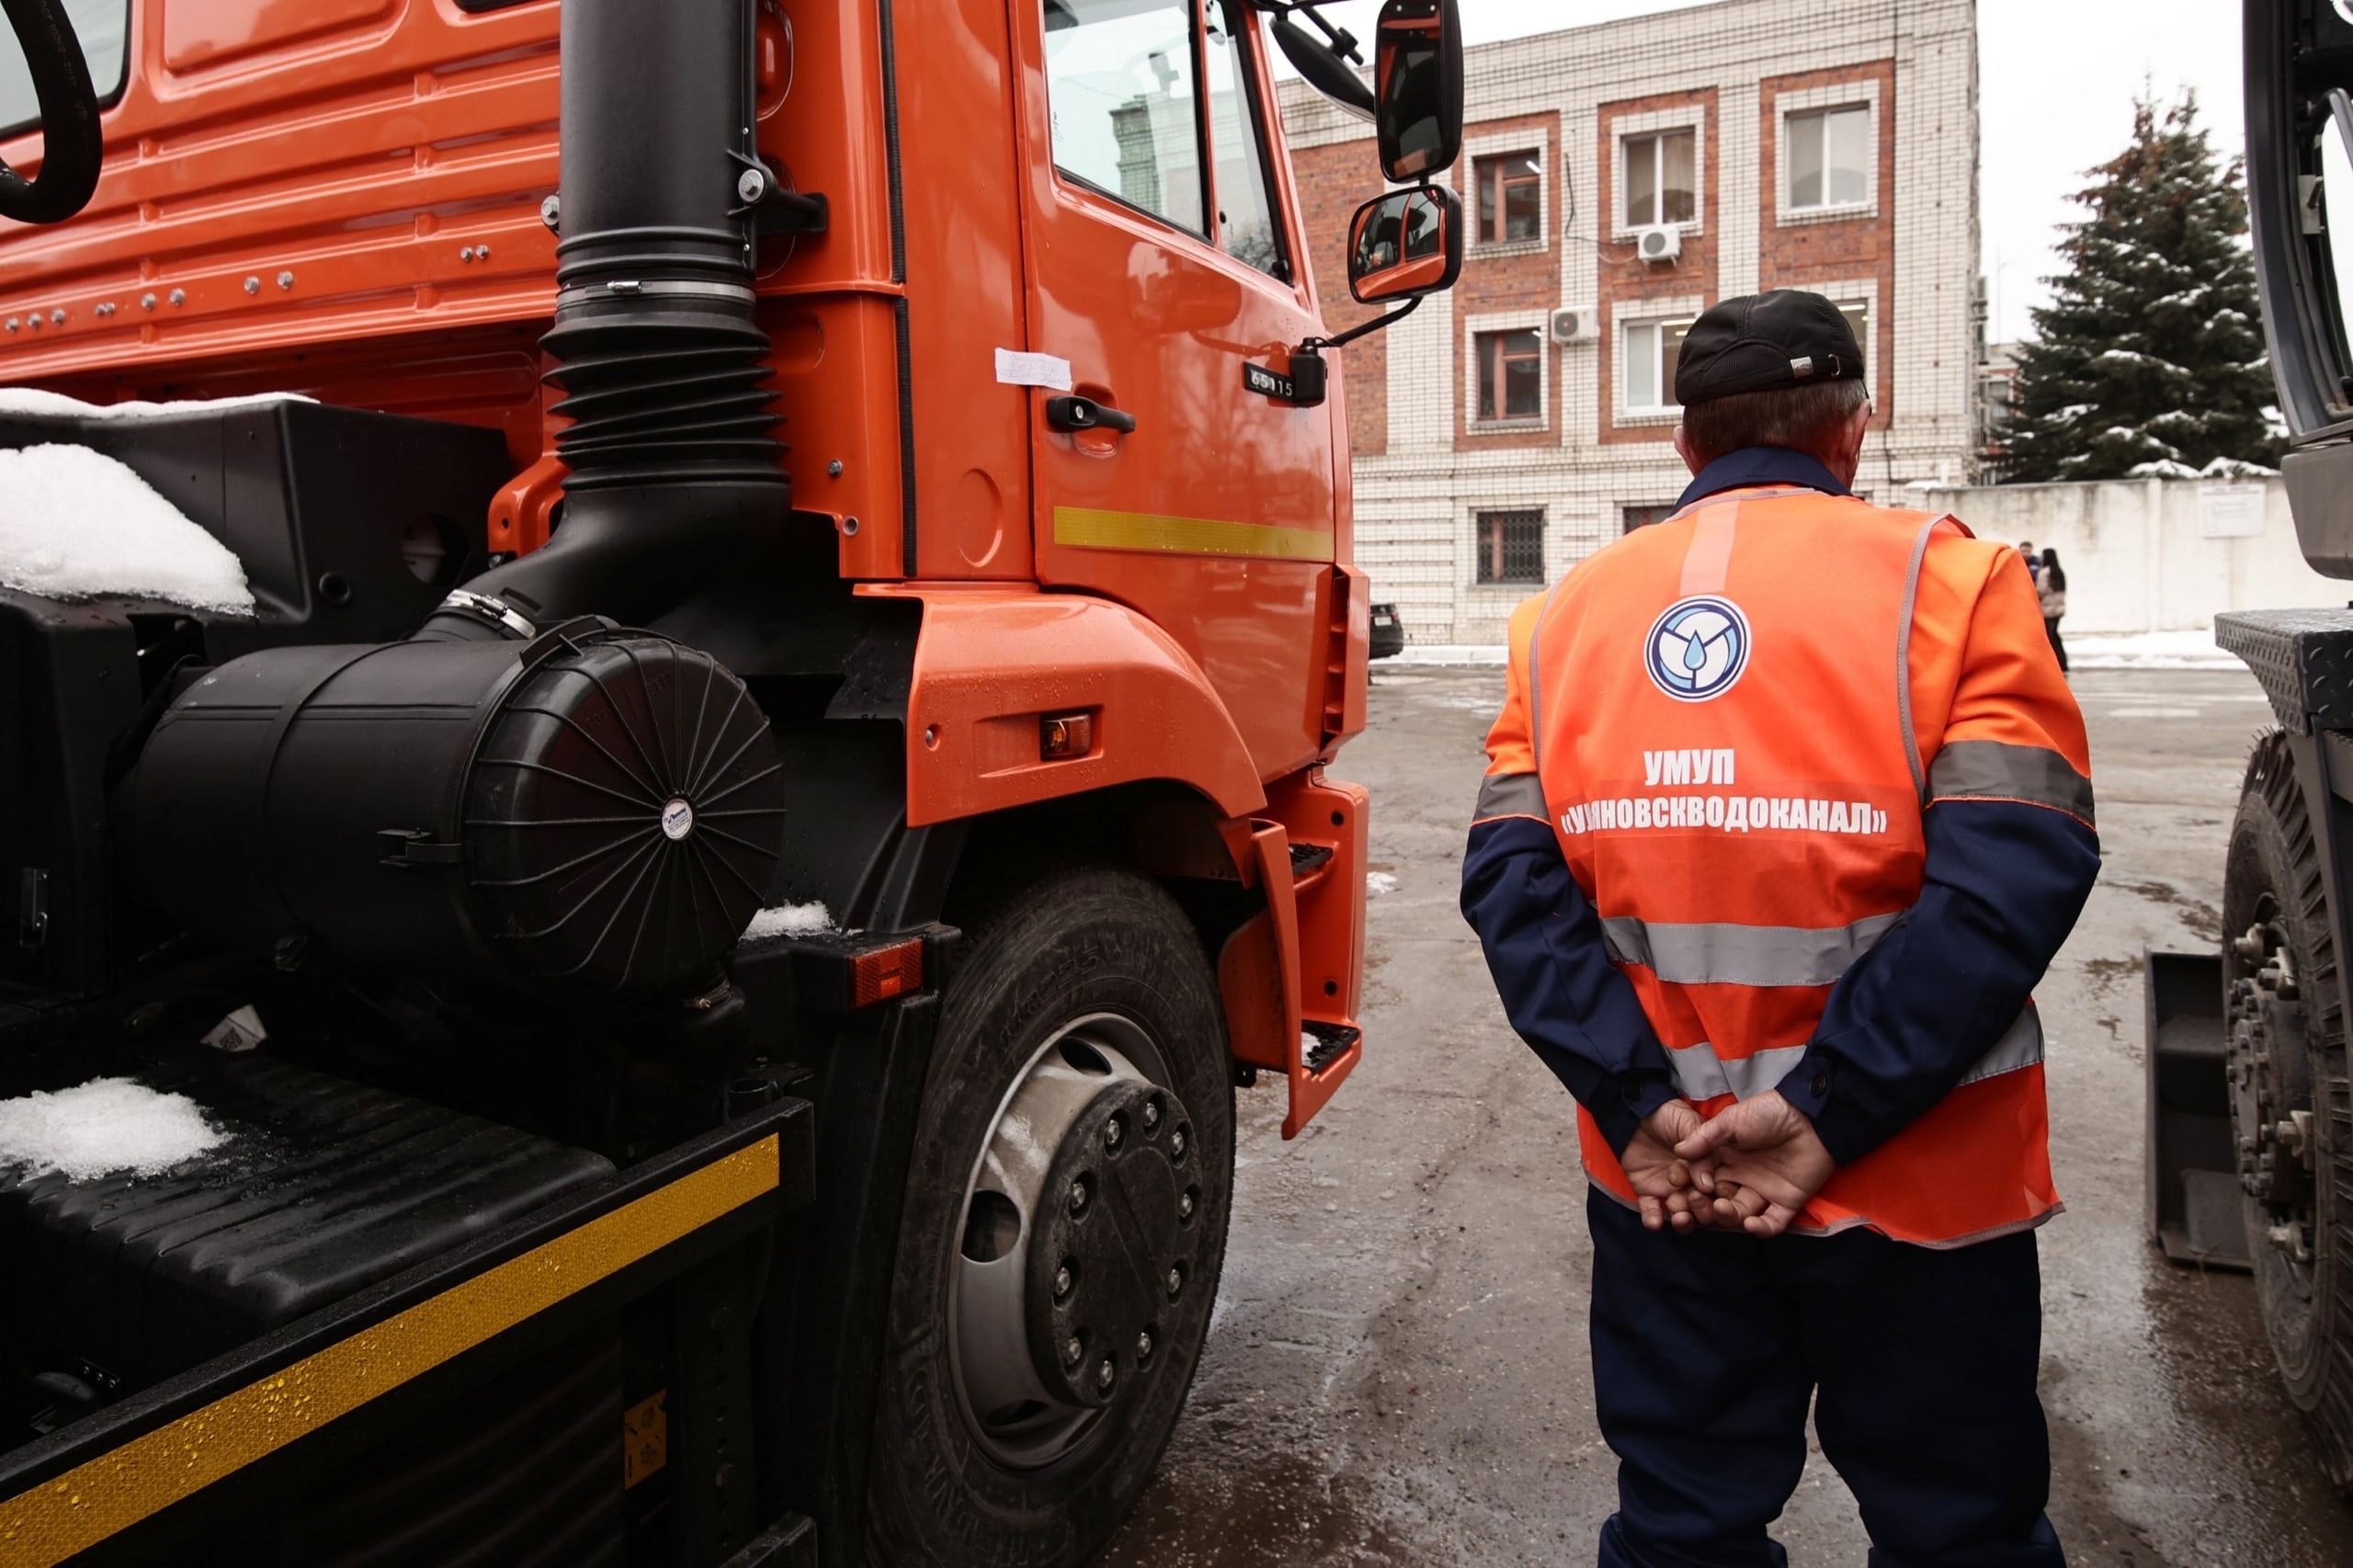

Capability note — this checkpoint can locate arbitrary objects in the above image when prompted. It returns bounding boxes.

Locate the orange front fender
[859,584,1266,827]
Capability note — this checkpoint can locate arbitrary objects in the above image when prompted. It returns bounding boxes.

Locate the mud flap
[2144,947,2250,1269]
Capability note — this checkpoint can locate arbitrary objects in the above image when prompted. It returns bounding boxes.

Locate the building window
[1475,151,1542,244]
[1826,298,1870,378]
[1041,0,1206,235]
[1622,128,1695,228]
[1622,504,1677,532]
[1474,329,1543,423]
[1623,316,1695,413]
[1787,105,1870,212]
[1477,511,1544,585]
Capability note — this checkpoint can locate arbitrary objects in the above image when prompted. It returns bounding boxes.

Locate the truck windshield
[0,0,129,139]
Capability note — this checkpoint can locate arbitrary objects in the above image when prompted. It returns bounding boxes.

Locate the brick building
[1280,0,1983,645]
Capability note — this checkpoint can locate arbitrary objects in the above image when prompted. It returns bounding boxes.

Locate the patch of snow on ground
[0,1077,225,1180]
[741,902,835,941]
[0,388,314,420]
[1365,871,1399,897]
[1392,644,1507,666]
[0,445,255,612]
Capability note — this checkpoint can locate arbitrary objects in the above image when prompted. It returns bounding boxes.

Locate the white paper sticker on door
[995,348,1074,392]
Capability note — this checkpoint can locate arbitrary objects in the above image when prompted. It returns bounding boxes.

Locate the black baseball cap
[1674,290,1864,405]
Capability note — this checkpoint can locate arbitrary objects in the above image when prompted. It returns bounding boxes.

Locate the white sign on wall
[2198,483,2268,539]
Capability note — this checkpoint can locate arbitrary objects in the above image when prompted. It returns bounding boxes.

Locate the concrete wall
[1912,477,2339,633]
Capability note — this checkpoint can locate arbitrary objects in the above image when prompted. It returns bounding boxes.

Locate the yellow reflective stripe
[0,1135,780,1567]
[1052,506,1332,561]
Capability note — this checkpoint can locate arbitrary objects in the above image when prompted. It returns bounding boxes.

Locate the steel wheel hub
[950,1015,1209,1470]
[2231,917,2318,1267]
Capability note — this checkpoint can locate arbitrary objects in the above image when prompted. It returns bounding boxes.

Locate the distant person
[2018,540,2041,585]
[2040,548,2069,673]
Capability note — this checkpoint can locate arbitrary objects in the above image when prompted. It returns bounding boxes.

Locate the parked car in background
[1370,602,1406,660]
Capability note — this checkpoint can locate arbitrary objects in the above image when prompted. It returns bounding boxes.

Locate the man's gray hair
[1679,378,1869,465]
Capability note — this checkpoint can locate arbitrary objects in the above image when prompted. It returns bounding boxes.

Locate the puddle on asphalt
[1104,1440,1417,1567]
[2114,879,2223,943]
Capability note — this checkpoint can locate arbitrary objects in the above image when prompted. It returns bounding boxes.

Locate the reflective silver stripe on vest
[1893,515,1954,808]
[1473,771,1547,824]
[1663,1004,2042,1107]
[1599,912,1904,987]
[1955,1003,2045,1088]
[1928,741,2095,826]
[1665,1040,1807,1102]
[1526,582,1557,773]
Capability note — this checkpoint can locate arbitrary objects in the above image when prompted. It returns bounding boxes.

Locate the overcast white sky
[1292,0,2245,345]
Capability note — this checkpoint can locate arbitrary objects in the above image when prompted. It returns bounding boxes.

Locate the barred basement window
[1476,510,1543,585]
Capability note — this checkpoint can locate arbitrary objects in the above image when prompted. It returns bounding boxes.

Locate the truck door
[1011,0,1340,777]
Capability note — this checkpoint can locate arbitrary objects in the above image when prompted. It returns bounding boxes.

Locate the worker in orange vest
[1461,290,2097,1567]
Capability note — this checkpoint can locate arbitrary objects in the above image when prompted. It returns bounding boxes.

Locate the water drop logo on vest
[1644,597,1752,702]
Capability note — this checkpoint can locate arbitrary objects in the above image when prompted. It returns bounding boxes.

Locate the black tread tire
[2226,732,2353,1487]
[863,866,1234,1565]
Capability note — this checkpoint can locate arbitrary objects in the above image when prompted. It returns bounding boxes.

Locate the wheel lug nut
[1063,1335,1084,1367]
[1137,1330,1154,1358]
[1142,1101,1161,1131]
[1054,1264,1074,1300]
[1069,1179,1089,1215]
[1097,1358,1116,1391]
[1166,1265,1183,1297]
[1106,1117,1124,1151]
[1178,1191,1195,1220]
[1170,1129,1187,1157]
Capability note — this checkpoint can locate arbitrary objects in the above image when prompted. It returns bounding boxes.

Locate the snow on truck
[0,0,1468,1562]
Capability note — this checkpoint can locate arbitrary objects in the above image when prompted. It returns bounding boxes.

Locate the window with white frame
[1834,298,1870,367]
[1622,315,1695,413]
[1786,104,1870,212]
[1621,128,1695,229]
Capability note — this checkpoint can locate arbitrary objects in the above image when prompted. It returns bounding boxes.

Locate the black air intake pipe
[423,0,784,641]
[125,0,794,1000]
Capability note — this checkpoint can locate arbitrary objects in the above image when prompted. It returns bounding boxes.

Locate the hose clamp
[438,589,538,641]
[554,279,758,310]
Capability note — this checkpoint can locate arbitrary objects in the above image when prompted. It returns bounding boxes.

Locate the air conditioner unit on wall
[1550,307,1598,345]
[1636,225,1682,264]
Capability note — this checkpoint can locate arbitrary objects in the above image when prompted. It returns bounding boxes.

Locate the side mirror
[1373,0,1462,184]
[1348,186,1462,305]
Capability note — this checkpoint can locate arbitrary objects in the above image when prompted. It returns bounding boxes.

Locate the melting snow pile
[0,444,255,613]
[741,902,836,942]
[1365,871,1399,897]
[0,1077,226,1181]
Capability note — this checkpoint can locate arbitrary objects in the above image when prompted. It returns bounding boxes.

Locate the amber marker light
[1040,710,1096,760]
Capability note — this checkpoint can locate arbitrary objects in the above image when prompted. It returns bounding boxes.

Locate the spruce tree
[2001,92,2281,483]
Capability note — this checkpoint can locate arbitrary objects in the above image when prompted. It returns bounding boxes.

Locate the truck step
[1301,1018,1358,1075]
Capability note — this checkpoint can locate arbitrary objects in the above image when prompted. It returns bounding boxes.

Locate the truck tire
[864,866,1234,1564]
[2225,732,2353,1486]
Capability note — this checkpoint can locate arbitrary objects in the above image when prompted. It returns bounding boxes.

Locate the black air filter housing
[131,621,785,997]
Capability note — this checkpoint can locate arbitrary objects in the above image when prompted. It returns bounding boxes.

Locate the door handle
[1044,395,1137,435]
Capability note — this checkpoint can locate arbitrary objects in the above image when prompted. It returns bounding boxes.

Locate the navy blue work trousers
[1586,1188,2065,1568]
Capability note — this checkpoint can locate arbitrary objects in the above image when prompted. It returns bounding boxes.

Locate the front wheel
[864,866,1235,1564]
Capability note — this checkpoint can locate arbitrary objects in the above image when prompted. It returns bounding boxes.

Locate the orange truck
[0,0,1467,1562]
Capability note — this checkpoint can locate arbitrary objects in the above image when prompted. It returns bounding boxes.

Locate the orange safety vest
[1501,485,2070,1247]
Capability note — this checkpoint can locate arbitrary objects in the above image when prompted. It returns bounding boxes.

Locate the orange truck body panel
[0,0,1375,1133]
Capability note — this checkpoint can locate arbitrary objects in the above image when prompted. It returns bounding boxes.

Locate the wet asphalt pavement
[1102,663,2353,1567]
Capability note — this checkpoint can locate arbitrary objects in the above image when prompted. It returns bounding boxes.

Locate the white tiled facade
[1281,0,1983,645]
